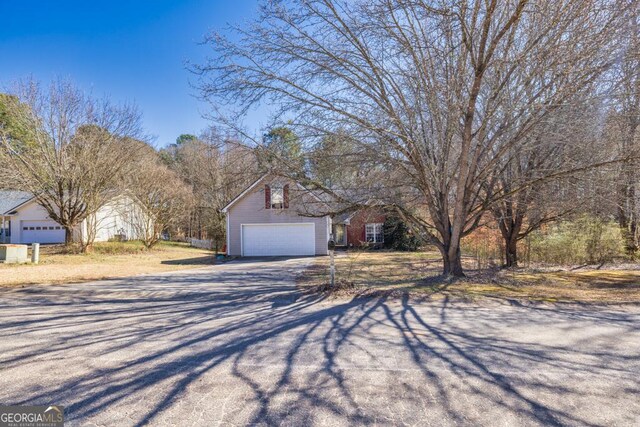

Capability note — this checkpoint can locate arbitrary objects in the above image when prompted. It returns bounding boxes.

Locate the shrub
[92,241,147,255]
[383,217,420,251]
[529,216,624,265]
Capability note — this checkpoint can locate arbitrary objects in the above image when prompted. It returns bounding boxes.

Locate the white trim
[365,222,384,243]
[221,174,269,213]
[225,213,230,255]
[240,222,316,256]
[345,224,349,245]
[0,216,6,244]
[1,196,36,216]
[326,216,331,242]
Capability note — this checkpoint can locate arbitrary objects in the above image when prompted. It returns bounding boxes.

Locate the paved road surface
[0,258,639,426]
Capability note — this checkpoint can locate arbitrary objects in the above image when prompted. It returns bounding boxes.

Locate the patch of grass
[91,240,148,255]
[89,240,195,255]
[299,250,640,304]
[0,240,216,287]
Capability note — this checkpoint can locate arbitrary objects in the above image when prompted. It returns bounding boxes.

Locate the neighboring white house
[222,174,331,257]
[0,190,145,245]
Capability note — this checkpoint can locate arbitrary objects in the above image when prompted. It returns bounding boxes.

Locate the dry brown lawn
[0,241,217,287]
[301,250,640,303]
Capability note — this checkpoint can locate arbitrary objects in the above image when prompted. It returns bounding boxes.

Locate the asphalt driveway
[0,258,639,426]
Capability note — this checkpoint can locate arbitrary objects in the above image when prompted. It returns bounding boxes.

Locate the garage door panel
[21,220,65,244]
[242,224,315,256]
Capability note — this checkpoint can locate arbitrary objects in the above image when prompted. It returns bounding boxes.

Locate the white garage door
[242,223,315,256]
[21,220,65,244]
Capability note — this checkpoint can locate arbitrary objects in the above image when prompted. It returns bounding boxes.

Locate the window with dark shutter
[265,185,271,209]
[283,184,289,209]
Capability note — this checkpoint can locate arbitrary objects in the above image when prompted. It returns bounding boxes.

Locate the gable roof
[333,211,357,224]
[221,174,269,213]
[222,174,330,214]
[0,190,35,215]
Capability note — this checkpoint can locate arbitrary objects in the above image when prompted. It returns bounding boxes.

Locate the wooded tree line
[198,0,639,276]
[159,130,260,250]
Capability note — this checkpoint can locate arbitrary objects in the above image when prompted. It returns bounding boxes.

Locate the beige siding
[227,178,329,256]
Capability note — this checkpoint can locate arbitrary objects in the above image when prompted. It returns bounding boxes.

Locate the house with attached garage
[222,175,330,256]
[222,174,387,257]
[0,190,145,245]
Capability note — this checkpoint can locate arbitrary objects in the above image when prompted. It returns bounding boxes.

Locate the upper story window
[365,223,384,243]
[265,184,289,210]
[271,186,284,209]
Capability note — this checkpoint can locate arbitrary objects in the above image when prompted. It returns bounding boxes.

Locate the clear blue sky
[0,0,260,147]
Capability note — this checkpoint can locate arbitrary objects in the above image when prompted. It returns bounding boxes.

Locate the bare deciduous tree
[198,0,630,276]
[162,129,260,250]
[0,79,145,250]
[492,103,607,267]
[126,152,195,249]
[610,11,640,256]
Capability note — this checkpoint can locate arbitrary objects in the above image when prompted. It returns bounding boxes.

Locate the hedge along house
[222,174,331,257]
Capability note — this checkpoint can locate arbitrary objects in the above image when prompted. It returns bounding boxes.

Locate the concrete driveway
[0,258,639,426]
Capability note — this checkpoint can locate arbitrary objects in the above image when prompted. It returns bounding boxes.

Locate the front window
[271,187,284,209]
[365,223,384,243]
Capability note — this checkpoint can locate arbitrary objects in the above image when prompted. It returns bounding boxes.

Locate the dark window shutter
[283,184,289,209]
[265,185,271,209]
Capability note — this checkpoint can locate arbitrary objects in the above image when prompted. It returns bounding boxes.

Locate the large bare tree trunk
[64,227,73,246]
[496,207,524,268]
[442,247,464,277]
[505,237,519,268]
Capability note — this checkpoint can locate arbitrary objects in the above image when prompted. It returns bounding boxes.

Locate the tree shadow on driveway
[0,262,639,426]
[160,256,216,265]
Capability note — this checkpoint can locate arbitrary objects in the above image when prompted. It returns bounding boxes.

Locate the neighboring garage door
[242,223,315,256]
[21,220,65,244]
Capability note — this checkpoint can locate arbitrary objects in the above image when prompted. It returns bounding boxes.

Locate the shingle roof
[333,211,356,224]
[0,190,34,215]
